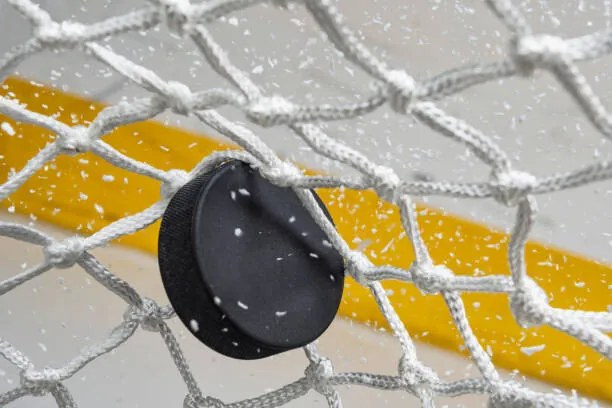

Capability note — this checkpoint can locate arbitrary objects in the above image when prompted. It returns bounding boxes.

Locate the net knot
[159,0,194,36]
[345,250,373,286]
[386,70,416,113]
[305,357,335,396]
[35,21,86,46]
[398,358,438,399]
[141,298,167,331]
[259,161,302,187]
[20,367,61,396]
[412,263,454,295]
[490,170,537,206]
[509,279,549,328]
[43,236,85,269]
[57,126,93,155]
[512,35,569,73]
[246,96,297,127]
[371,165,401,203]
[165,81,196,114]
[125,298,168,331]
[161,169,190,199]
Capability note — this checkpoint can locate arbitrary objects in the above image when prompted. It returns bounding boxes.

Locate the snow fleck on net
[0,0,611,407]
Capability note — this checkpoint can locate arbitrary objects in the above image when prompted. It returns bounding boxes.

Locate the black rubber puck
[158,159,345,359]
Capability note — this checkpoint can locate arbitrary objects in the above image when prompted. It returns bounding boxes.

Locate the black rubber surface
[158,160,344,359]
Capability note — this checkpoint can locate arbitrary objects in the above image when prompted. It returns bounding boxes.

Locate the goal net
[1,0,611,407]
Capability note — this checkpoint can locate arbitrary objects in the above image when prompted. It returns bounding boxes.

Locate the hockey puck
[158,159,345,359]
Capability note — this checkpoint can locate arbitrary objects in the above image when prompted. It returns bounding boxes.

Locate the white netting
[0,0,611,406]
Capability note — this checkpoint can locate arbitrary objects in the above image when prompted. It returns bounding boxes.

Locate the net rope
[0,0,611,406]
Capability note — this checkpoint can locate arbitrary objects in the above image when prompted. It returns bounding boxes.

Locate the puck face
[158,160,345,359]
